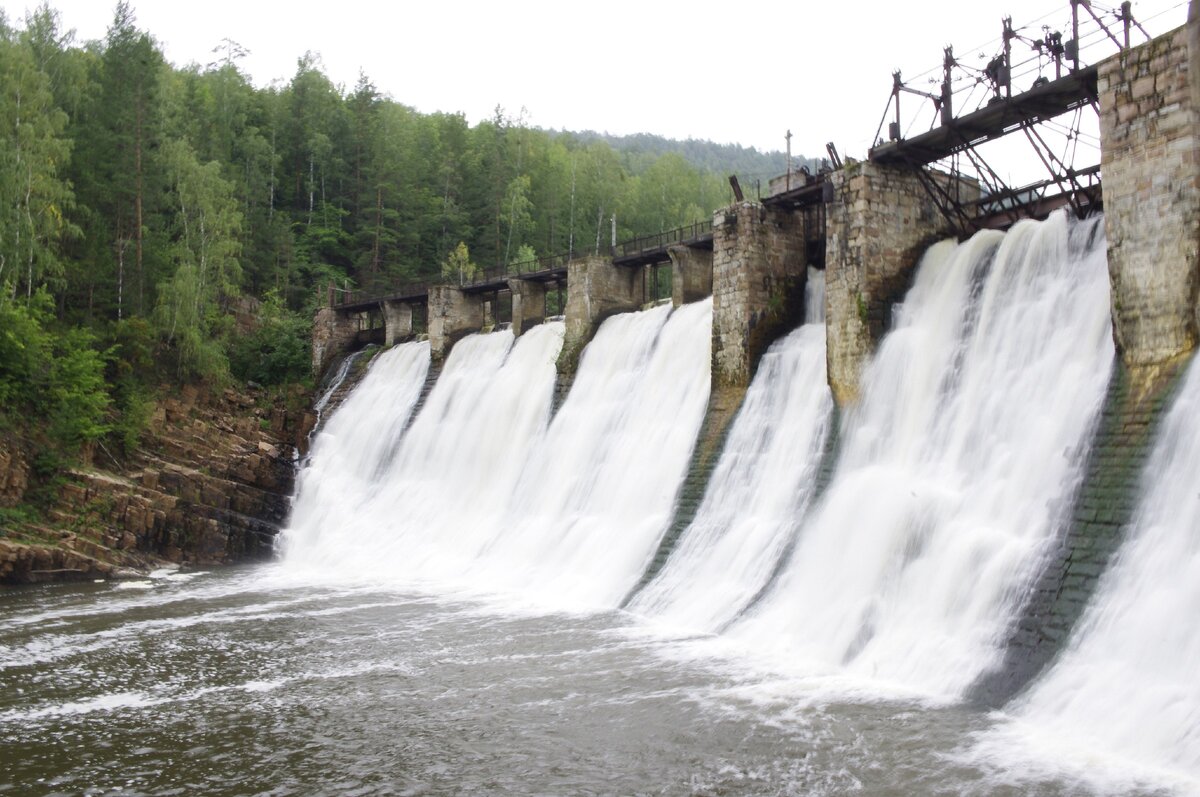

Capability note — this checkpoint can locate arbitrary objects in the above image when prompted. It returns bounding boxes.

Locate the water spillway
[283,341,431,557]
[283,300,712,609]
[283,324,564,580]
[476,298,713,608]
[629,275,833,632]
[972,356,1200,792]
[727,212,1114,699]
[288,214,1115,701]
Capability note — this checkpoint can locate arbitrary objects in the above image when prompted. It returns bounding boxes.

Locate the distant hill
[556,130,826,187]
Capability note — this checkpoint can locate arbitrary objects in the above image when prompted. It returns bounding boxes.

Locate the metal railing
[331,219,715,309]
[461,250,575,290]
[329,280,429,309]
[612,220,713,260]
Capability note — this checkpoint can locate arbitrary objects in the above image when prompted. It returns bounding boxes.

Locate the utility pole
[786,129,793,191]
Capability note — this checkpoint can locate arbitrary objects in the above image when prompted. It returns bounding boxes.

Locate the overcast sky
[0,0,1189,160]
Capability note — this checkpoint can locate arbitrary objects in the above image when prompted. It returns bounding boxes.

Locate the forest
[0,1,790,467]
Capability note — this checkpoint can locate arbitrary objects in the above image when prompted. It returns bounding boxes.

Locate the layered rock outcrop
[0,384,300,585]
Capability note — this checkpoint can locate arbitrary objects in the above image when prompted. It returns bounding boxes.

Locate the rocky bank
[0,383,308,586]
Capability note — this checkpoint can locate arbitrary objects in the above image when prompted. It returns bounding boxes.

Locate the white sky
[0,0,1189,161]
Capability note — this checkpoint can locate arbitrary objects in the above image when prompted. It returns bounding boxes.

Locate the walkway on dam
[331,220,714,314]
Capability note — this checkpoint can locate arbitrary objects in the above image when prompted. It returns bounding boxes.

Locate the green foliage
[0,291,109,450]
[0,17,78,297]
[1,7,785,326]
[102,316,156,452]
[47,326,111,446]
[154,138,242,381]
[0,504,35,534]
[0,290,52,412]
[228,293,312,387]
[441,241,479,284]
[510,243,537,267]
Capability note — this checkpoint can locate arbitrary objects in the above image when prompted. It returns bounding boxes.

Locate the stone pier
[824,161,950,406]
[1099,11,1200,370]
[427,285,484,360]
[311,307,358,377]
[711,202,807,391]
[559,255,640,376]
[509,278,547,335]
[668,244,714,307]
[382,300,414,347]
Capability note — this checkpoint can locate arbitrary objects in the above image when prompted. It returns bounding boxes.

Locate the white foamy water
[283,323,564,580]
[729,212,1114,699]
[476,299,713,608]
[630,280,832,632]
[281,341,431,560]
[283,300,710,611]
[971,356,1200,795]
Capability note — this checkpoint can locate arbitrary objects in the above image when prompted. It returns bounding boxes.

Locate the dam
[3,4,1200,795]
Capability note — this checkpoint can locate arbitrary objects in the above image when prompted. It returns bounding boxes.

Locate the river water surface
[0,565,1170,797]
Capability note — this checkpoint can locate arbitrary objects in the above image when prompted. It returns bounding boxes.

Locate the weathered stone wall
[382,300,414,346]
[824,161,949,406]
[711,203,807,390]
[427,285,484,360]
[559,255,640,377]
[312,307,359,378]
[509,278,546,335]
[970,356,1188,706]
[668,245,714,307]
[1099,19,1200,367]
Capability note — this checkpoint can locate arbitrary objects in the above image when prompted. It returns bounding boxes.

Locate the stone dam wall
[205,10,1200,701]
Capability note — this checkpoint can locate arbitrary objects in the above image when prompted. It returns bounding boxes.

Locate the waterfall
[978,357,1200,791]
[312,348,365,418]
[282,302,710,608]
[728,212,1114,699]
[282,324,563,577]
[282,341,430,560]
[299,348,371,465]
[629,283,832,632]
[476,299,713,608]
[806,265,826,324]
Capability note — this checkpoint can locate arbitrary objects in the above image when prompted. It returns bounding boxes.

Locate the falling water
[312,348,366,418]
[283,323,564,579]
[729,212,1114,699]
[629,277,833,632]
[282,341,430,557]
[298,348,372,465]
[476,299,713,608]
[284,298,710,610]
[973,357,1200,793]
[805,265,826,323]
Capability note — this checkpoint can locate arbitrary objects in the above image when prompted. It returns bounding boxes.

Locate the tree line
[0,1,790,463]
